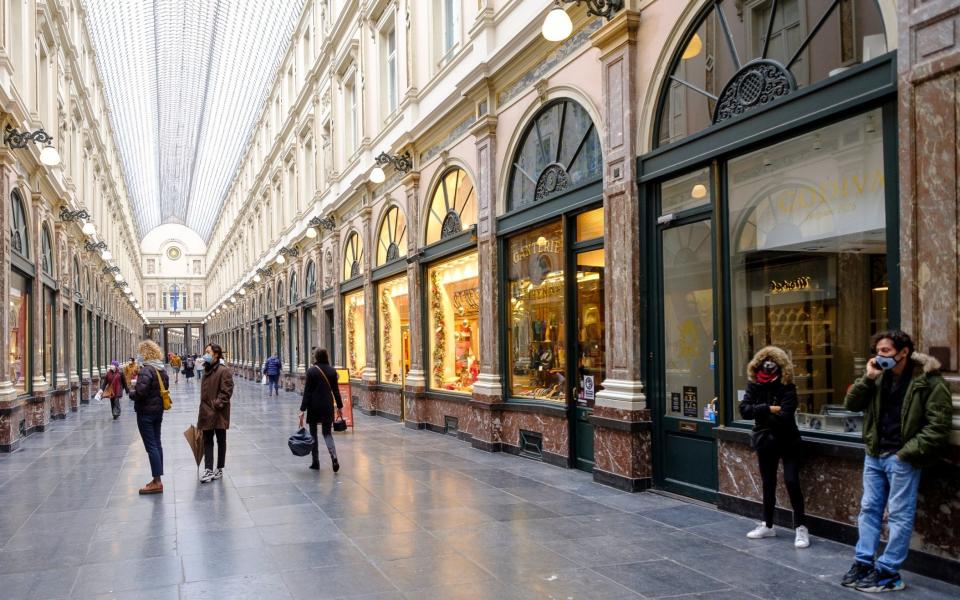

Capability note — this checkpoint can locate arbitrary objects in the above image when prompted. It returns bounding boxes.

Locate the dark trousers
[309,421,337,464]
[109,397,121,418]
[268,374,280,395]
[757,444,805,528]
[137,412,164,477]
[203,428,227,470]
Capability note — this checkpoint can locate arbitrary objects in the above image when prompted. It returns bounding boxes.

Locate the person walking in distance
[263,352,282,396]
[739,347,808,549]
[131,340,168,494]
[198,343,234,483]
[183,354,196,383]
[100,360,128,420]
[840,330,952,593]
[299,348,342,472]
[170,353,182,383]
[123,357,139,394]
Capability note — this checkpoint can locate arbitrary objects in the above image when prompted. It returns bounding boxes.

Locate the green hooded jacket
[844,352,952,466]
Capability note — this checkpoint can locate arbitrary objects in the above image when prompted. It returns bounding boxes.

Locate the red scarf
[755,370,779,384]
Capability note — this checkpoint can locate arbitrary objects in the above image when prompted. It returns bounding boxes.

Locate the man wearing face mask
[841,330,952,593]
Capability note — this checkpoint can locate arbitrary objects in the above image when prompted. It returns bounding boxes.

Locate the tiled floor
[1,376,958,599]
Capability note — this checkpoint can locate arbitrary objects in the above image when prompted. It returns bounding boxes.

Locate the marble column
[402,172,426,421]
[28,192,50,434]
[66,240,80,410]
[330,230,343,370]
[588,10,652,491]
[0,162,23,450]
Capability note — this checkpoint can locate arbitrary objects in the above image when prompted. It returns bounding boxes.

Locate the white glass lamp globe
[82,221,96,236]
[101,250,112,261]
[122,286,131,294]
[253,274,262,283]
[239,288,247,295]
[542,6,573,42]
[691,184,708,199]
[305,226,318,239]
[276,254,286,264]
[113,273,122,282]
[40,145,60,166]
[369,166,386,184]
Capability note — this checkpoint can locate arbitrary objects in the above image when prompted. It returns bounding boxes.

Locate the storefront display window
[656,0,887,147]
[427,252,479,393]
[575,249,605,408]
[10,272,30,394]
[289,314,299,371]
[506,221,565,402]
[575,208,604,242]
[378,275,410,384]
[728,109,887,436]
[426,169,476,245]
[343,289,366,379]
[377,206,407,265]
[343,231,363,280]
[44,288,55,385]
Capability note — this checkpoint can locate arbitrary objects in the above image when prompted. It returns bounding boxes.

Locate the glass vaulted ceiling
[84,0,305,241]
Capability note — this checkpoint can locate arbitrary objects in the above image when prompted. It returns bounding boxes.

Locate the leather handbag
[156,367,172,411]
[316,366,347,431]
[288,427,315,457]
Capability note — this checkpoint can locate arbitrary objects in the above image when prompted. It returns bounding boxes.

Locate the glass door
[655,215,718,500]
[572,248,604,472]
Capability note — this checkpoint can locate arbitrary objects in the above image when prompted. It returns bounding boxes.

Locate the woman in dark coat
[299,348,343,472]
[739,345,808,548]
[197,343,234,483]
[131,340,168,495]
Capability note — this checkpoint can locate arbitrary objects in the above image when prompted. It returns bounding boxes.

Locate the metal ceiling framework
[84,0,305,242]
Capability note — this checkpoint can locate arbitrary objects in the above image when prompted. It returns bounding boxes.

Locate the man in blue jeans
[841,330,951,592]
[263,353,282,396]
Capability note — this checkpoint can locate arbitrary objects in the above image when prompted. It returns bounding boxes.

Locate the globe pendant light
[542,5,573,42]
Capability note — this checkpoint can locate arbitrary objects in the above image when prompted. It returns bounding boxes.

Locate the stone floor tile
[180,573,293,600]
[593,559,732,598]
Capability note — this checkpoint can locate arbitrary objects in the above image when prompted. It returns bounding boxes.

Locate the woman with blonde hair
[131,339,169,494]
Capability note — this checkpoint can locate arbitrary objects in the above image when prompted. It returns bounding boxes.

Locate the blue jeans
[854,454,921,574]
[268,374,280,394]
[137,412,164,477]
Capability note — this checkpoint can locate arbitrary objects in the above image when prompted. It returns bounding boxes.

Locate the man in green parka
[840,330,952,593]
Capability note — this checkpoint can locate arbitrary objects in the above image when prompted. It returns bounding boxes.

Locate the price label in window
[583,376,595,401]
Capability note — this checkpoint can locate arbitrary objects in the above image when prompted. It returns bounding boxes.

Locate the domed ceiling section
[84,0,305,241]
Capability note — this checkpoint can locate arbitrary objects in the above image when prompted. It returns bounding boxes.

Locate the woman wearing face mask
[739,346,809,548]
[100,360,128,420]
[197,343,234,483]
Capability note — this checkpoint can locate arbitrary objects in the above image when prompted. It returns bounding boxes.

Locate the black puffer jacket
[299,364,342,425]
[739,345,801,447]
[132,364,169,415]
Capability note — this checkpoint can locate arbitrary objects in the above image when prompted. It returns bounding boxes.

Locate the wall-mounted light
[541,1,623,42]
[276,246,299,265]
[59,206,90,223]
[4,125,60,166]
[691,184,707,199]
[369,151,412,183]
[84,240,107,254]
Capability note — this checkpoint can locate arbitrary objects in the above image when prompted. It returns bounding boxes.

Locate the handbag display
[288,427,315,456]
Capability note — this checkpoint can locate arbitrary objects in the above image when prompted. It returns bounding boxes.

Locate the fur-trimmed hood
[908,351,941,375]
[747,346,794,385]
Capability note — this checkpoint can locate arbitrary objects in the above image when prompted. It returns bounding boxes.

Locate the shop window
[426,169,476,245]
[10,271,30,394]
[575,207,604,242]
[728,109,887,436]
[427,251,479,393]
[305,260,317,296]
[378,275,410,385]
[576,248,605,408]
[508,100,602,213]
[41,225,54,276]
[661,167,712,215]
[377,205,407,265]
[656,0,888,147]
[343,231,363,280]
[343,289,366,379]
[506,221,565,401]
[44,288,55,386]
[10,190,29,259]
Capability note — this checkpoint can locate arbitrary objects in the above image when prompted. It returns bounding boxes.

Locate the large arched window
[342,231,363,280]
[508,99,602,212]
[10,189,29,258]
[656,0,888,147]
[41,224,54,276]
[266,289,273,312]
[376,205,407,266]
[425,168,476,245]
[73,257,81,294]
[276,280,285,309]
[304,260,317,296]
[289,271,299,304]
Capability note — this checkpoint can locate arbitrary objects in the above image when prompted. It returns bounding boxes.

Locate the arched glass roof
[84,0,305,241]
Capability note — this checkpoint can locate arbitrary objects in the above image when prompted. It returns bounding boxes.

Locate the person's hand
[865,358,883,380]
[298,411,305,428]
[335,408,343,420]
[769,405,782,414]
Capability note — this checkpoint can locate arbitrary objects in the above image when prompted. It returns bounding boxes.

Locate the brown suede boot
[139,480,163,495]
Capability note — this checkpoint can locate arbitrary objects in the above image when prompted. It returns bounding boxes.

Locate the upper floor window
[305,260,317,296]
[345,71,359,155]
[41,224,53,276]
[377,205,407,266]
[276,280,285,308]
[381,24,398,118]
[439,0,460,62]
[426,168,476,245]
[656,0,889,147]
[343,231,363,280]
[147,258,156,274]
[289,272,299,304]
[508,99,602,212]
[10,190,29,259]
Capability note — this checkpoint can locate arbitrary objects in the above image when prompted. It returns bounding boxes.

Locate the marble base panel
[50,388,68,419]
[0,404,23,451]
[718,437,960,565]
[590,406,652,491]
[354,384,402,420]
[283,374,297,392]
[24,395,49,434]
[69,383,80,411]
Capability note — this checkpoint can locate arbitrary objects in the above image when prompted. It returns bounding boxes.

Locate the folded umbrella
[183,424,204,467]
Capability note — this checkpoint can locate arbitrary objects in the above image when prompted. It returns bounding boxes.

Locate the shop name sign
[769,276,813,295]
[512,236,561,264]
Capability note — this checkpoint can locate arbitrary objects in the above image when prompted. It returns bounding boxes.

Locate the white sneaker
[746,523,776,539]
[212,468,223,480]
[199,469,214,483]
[794,525,810,548]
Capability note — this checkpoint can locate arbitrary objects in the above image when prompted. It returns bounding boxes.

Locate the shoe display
[841,562,874,588]
[199,469,214,483]
[855,568,905,593]
[746,523,776,539]
[794,525,810,548]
